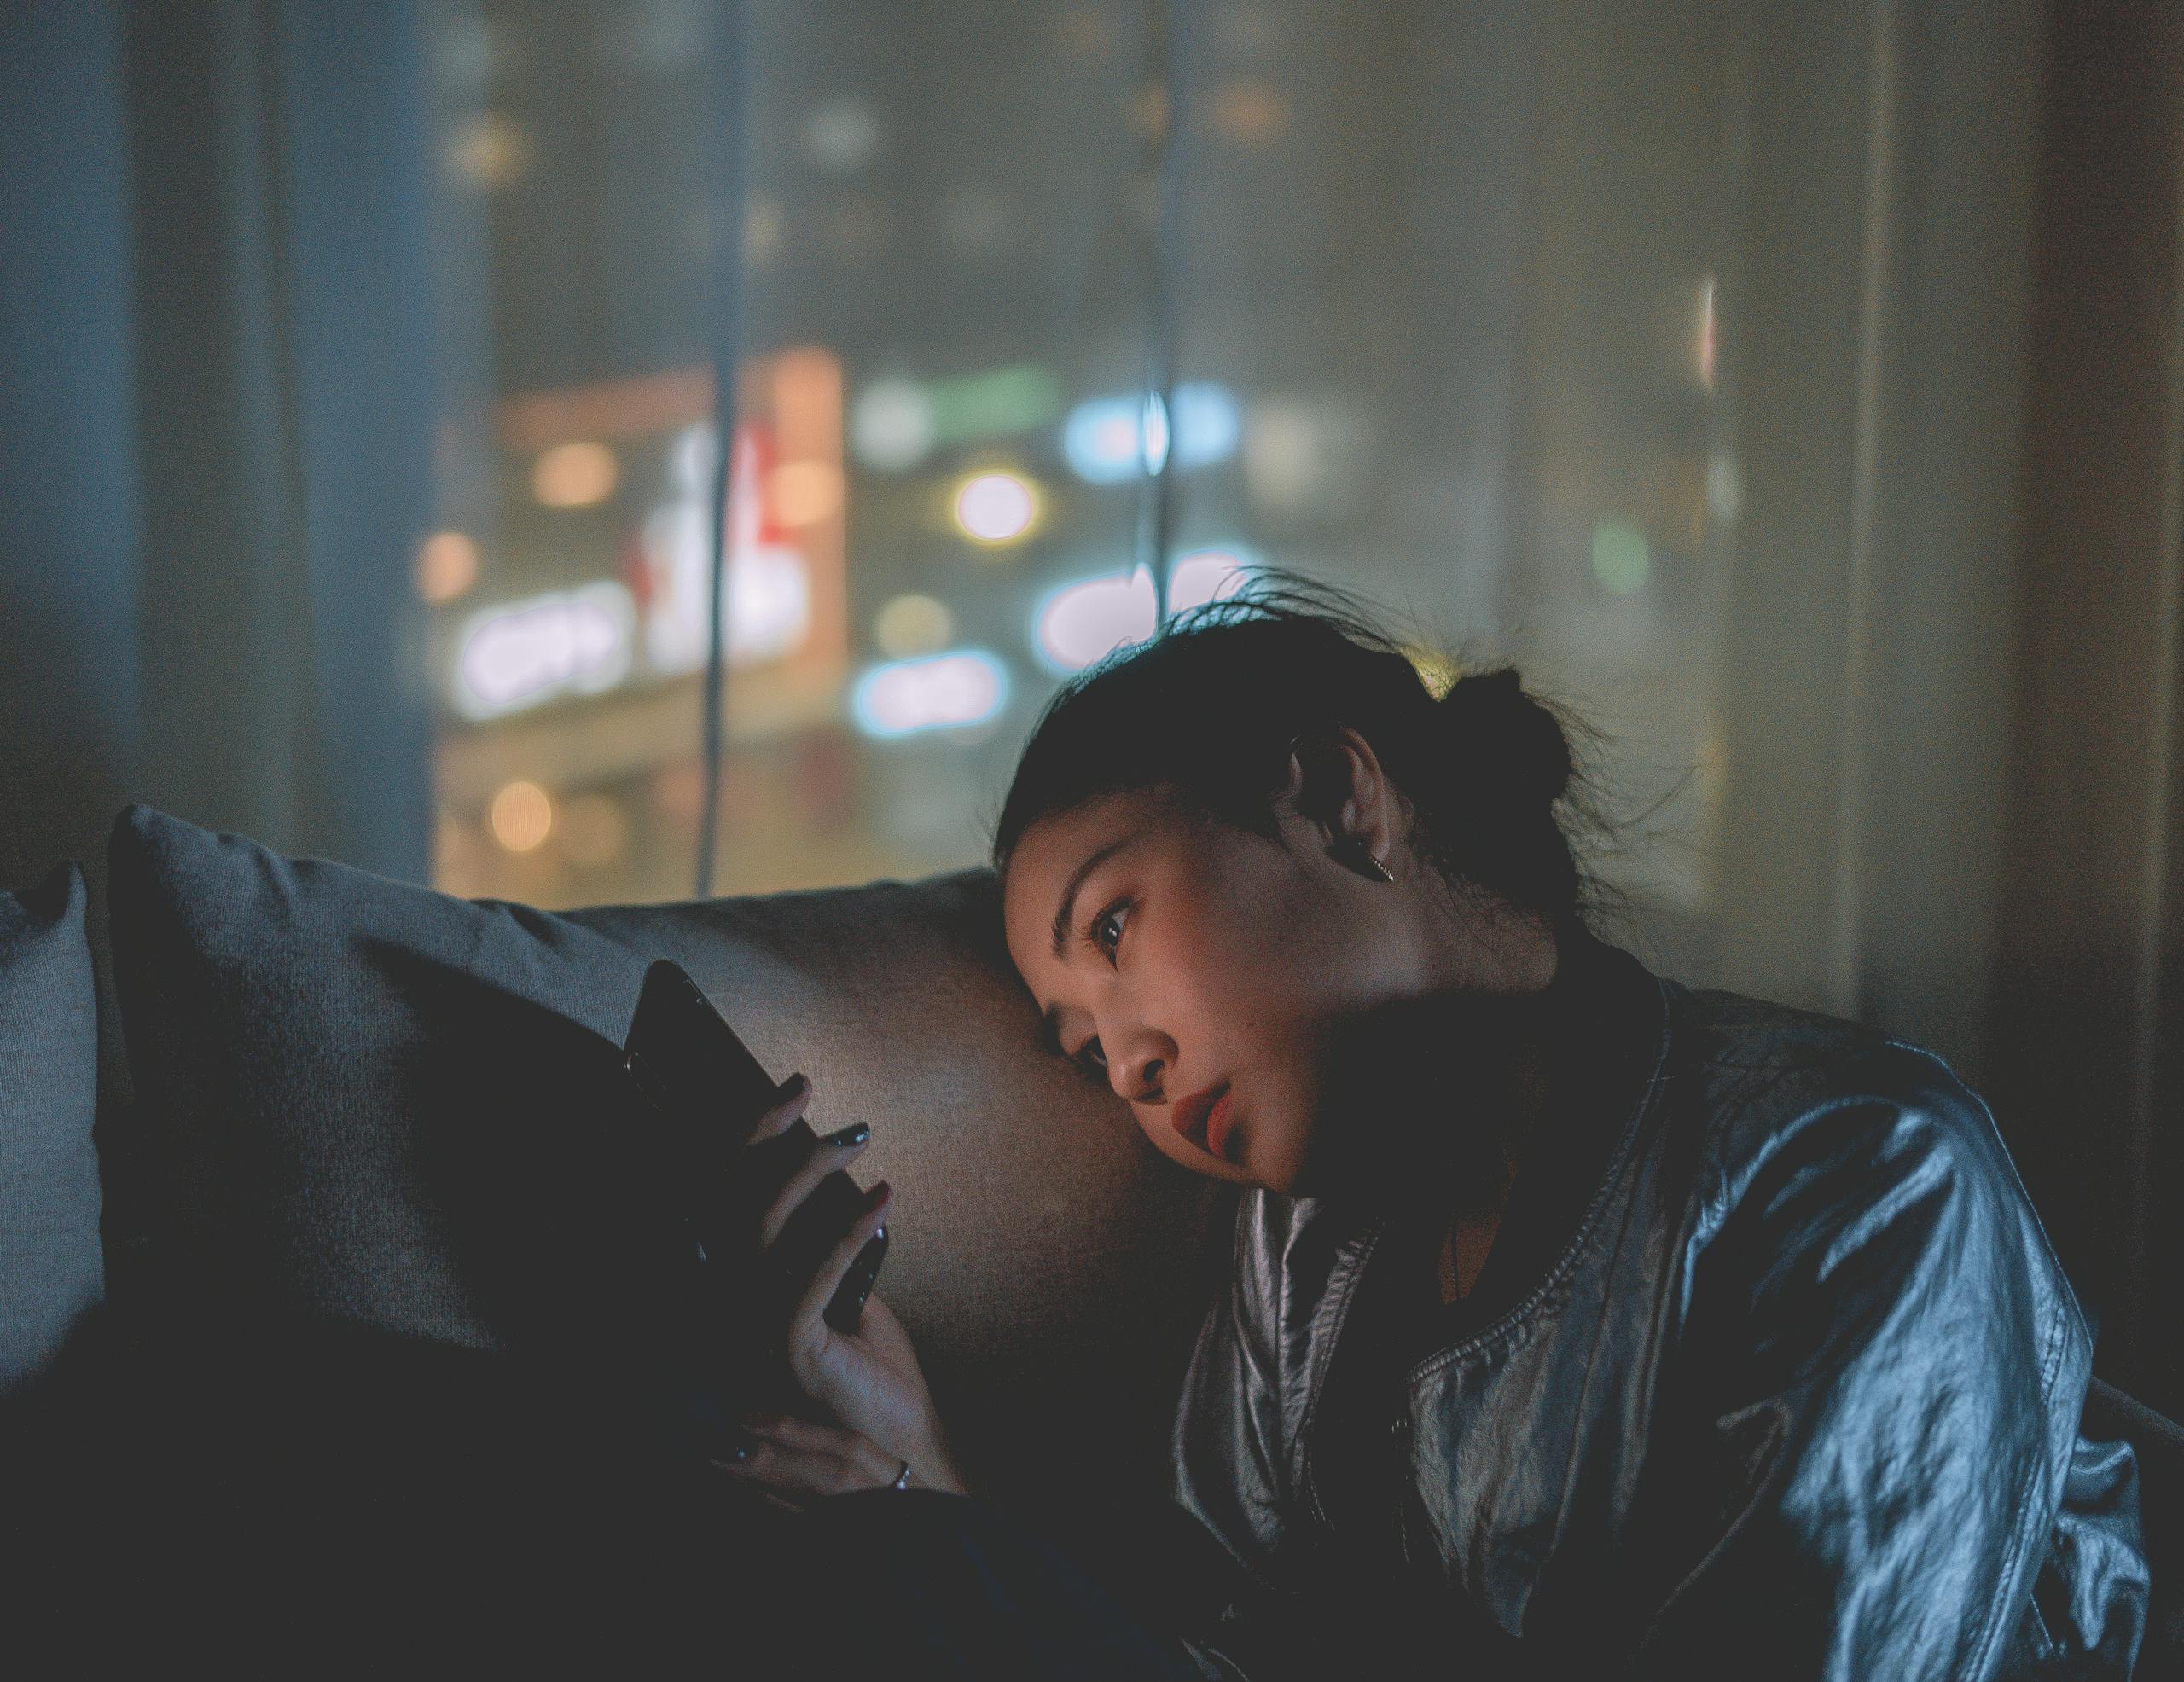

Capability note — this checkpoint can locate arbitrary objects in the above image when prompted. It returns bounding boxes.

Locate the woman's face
[1001,740,1488,1196]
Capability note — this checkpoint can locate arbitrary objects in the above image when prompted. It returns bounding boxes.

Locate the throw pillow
[0,862,103,1394]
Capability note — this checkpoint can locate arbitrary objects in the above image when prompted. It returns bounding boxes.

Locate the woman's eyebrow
[1035,831,1140,1053]
[1048,834,1134,960]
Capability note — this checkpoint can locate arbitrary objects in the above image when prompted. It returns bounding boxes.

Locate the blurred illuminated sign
[1031,548,1258,674]
[494,348,851,720]
[643,420,815,672]
[851,648,1011,738]
[1061,383,1240,484]
[453,581,636,719]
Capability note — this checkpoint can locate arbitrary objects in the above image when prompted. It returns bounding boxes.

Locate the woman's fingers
[745,1071,815,1146]
[726,1073,824,1245]
[786,1180,892,1355]
[712,1414,905,1499]
[758,1124,873,1250]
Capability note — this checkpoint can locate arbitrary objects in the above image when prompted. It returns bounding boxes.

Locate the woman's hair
[987,569,1628,937]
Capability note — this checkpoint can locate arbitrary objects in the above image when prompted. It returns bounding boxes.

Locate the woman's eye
[1084,897,1130,964]
[1064,896,1130,1078]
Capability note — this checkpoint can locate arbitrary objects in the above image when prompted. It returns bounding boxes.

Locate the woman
[717,577,2149,1679]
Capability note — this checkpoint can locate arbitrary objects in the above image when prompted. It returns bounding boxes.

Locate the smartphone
[621,960,888,1356]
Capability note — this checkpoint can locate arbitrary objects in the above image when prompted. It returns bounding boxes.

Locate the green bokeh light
[1590,519,1651,594]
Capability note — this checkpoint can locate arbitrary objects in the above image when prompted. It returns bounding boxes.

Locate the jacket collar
[1276,921,1671,1253]
[1273,927,1676,1474]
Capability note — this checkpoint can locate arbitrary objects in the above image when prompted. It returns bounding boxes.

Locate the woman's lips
[1170,1082,1223,1150]
[1205,1088,1239,1161]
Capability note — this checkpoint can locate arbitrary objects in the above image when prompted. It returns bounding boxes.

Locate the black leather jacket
[1167,931,2150,1679]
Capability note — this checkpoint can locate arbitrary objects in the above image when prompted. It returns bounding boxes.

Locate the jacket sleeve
[1629,1073,2089,1681]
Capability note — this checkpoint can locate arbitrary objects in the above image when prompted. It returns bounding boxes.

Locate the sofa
[3,805,2175,1672]
[1,804,1235,1663]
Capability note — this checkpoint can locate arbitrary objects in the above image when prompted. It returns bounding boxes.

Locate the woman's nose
[1114,1047,1165,1105]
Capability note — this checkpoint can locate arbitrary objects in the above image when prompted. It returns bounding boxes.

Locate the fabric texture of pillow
[0,862,104,1395]
[102,803,1228,1510]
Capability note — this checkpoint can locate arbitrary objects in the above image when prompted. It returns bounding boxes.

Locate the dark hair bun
[1438,667,1573,809]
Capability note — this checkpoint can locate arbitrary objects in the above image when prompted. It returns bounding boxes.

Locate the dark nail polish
[818,1121,869,1149]
[779,1072,807,1097]
[865,1179,891,1212]
[717,1425,759,1461]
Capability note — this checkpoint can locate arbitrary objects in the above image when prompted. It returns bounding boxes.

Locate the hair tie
[1438,669,1571,808]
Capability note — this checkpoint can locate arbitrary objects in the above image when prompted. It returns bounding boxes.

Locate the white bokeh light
[1033,566,1158,674]
[851,379,936,471]
[953,472,1037,543]
[1031,548,1259,675]
[1165,547,1257,612]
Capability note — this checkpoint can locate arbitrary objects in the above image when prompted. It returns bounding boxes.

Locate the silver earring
[1335,835,1396,884]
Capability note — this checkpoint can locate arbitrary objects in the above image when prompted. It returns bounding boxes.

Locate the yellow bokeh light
[532,442,619,509]
[1128,81,1169,142]
[1211,81,1286,146]
[445,113,531,190]
[415,531,479,605]
[873,594,955,658]
[489,780,555,853]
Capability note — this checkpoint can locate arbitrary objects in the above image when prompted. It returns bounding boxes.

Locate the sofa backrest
[93,805,1232,1508]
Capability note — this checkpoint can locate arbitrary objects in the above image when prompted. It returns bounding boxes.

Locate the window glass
[419,0,1739,927]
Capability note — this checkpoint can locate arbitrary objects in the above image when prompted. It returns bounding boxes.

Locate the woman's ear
[1275,733,1333,837]
[1284,726,1395,852]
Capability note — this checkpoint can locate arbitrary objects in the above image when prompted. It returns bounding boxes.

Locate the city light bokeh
[418,3,1736,914]
[952,472,1040,546]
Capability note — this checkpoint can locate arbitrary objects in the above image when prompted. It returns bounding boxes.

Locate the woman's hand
[713,1356,974,1512]
[728,1073,973,1502]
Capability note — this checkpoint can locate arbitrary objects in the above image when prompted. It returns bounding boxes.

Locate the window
[418,2,1737,928]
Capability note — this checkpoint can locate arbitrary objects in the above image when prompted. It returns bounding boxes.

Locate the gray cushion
[0,862,104,1394]
[102,804,1228,1505]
